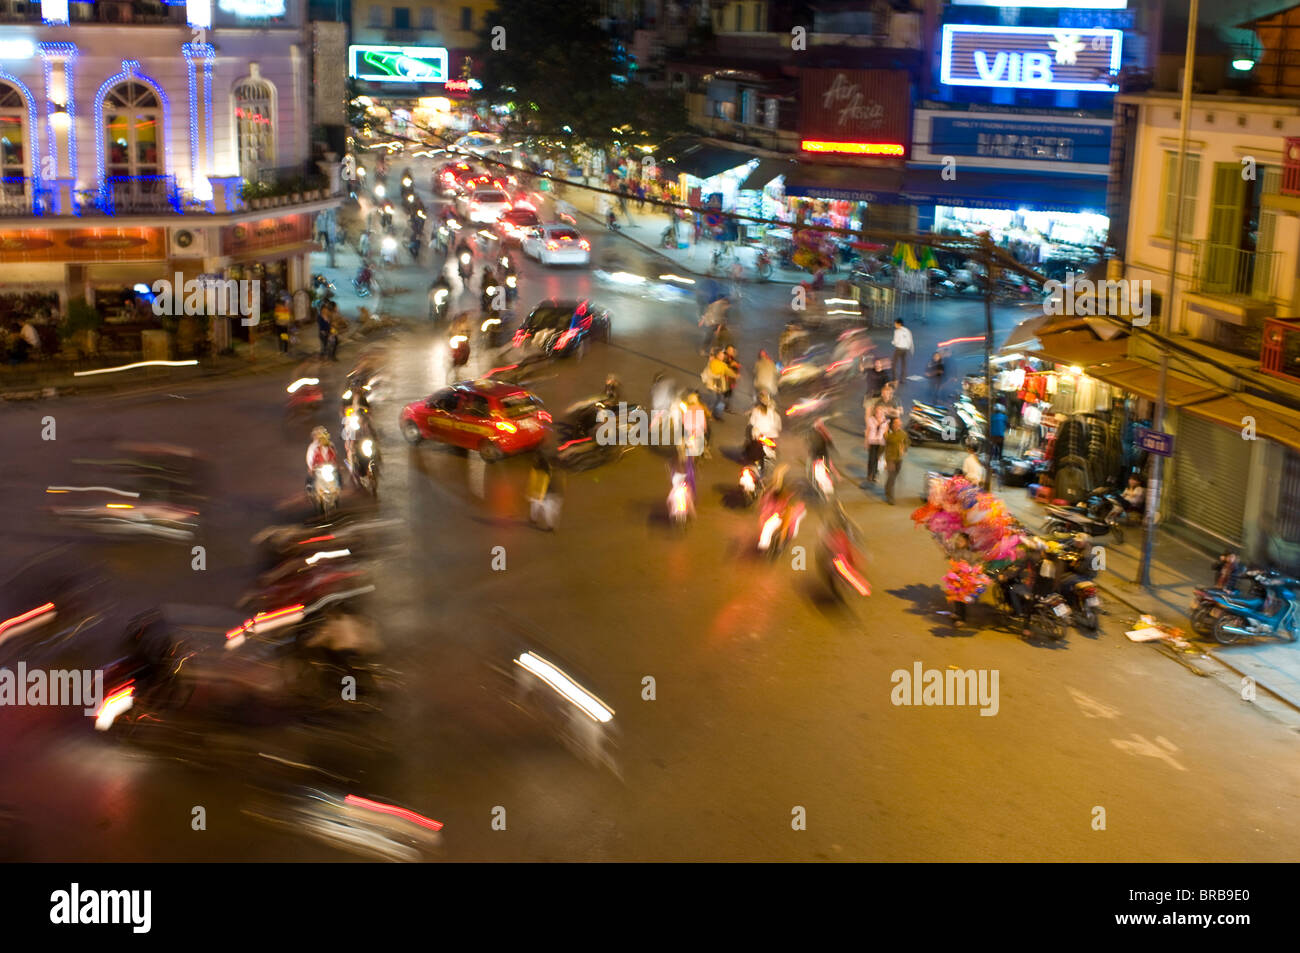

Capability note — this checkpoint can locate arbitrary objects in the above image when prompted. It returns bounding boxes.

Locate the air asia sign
[348,46,449,84]
[800,70,910,157]
[941,25,1123,93]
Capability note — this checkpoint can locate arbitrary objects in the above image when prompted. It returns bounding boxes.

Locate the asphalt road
[1,156,1298,862]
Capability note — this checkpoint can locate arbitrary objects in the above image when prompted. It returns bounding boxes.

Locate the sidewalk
[555,175,810,285]
[992,463,1300,709]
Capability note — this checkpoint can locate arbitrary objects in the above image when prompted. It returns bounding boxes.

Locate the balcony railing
[1261,318,1300,383]
[0,177,47,217]
[1191,241,1279,301]
[75,176,182,216]
[1283,137,1300,196]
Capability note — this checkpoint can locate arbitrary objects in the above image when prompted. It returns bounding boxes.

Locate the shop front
[906,108,1113,275]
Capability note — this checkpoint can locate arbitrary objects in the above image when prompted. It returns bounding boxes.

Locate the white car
[453,132,501,156]
[460,187,512,223]
[522,224,591,266]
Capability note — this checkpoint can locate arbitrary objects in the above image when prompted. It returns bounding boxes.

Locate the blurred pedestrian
[722,345,741,411]
[883,416,910,505]
[892,318,914,384]
[699,296,729,354]
[327,309,347,360]
[753,349,778,398]
[635,180,646,211]
[865,357,892,399]
[944,531,980,627]
[526,453,558,531]
[703,348,735,419]
[870,381,903,423]
[864,403,888,486]
[712,319,735,353]
[274,298,292,353]
[317,307,331,356]
[925,350,946,401]
[989,403,1007,464]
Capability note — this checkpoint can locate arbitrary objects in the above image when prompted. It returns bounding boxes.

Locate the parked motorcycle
[908,396,985,446]
[1043,497,1124,544]
[1201,575,1300,644]
[1189,553,1272,637]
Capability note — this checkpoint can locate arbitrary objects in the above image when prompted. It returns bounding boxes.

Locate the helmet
[312,426,329,443]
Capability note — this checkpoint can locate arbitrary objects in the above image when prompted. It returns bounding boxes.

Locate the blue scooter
[1202,575,1300,644]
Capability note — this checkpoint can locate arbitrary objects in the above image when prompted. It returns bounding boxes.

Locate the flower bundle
[942,560,991,603]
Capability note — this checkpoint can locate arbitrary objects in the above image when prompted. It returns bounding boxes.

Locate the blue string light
[183,44,215,203]
[93,61,172,214]
[35,44,77,184]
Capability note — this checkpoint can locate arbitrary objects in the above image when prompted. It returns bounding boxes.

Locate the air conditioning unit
[169,227,207,258]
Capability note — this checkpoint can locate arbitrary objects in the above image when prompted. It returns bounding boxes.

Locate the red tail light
[833,556,871,596]
[555,328,578,349]
[537,410,552,423]
[579,239,590,250]
[344,794,444,832]
[547,241,559,250]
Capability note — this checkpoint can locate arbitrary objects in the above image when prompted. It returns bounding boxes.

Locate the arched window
[102,80,162,179]
[0,81,29,212]
[234,78,275,181]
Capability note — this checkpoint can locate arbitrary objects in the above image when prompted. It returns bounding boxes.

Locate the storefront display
[932,206,1108,267]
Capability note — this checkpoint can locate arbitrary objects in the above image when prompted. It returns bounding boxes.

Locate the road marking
[1110,733,1186,771]
[1067,686,1121,719]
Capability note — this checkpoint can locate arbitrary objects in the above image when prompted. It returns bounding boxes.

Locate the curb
[1091,569,1300,712]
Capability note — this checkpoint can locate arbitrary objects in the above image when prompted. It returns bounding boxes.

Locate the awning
[656,138,755,180]
[1082,360,1225,407]
[1026,330,1128,366]
[739,156,798,191]
[896,169,1109,214]
[783,163,905,202]
[1181,395,1300,452]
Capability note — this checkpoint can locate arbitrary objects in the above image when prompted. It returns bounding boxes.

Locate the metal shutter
[1170,415,1248,546]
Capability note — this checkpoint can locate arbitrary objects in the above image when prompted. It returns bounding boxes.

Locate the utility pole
[981,234,996,491]
[1139,0,1197,588]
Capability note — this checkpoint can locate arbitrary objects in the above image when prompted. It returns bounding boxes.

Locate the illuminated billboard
[348,45,449,83]
[941,25,1123,93]
[950,0,1125,6]
[217,0,285,15]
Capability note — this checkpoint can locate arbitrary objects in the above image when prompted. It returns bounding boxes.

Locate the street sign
[1137,426,1173,457]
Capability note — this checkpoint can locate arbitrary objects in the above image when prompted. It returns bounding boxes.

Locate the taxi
[399,379,550,462]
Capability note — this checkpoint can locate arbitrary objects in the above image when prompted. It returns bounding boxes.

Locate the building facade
[0,0,339,324]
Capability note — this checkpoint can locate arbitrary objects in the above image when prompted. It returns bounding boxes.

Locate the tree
[476,0,683,150]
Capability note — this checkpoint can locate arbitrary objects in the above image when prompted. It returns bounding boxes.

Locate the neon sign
[941,25,1123,93]
[444,79,483,92]
[349,45,449,83]
[801,140,904,156]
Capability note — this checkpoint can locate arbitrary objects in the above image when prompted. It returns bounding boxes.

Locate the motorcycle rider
[480,265,499,311]
[603,374,622,407]
[341,391,367,464]
[748,389,782,446]
[455,237,473,282]
[354,260,374,294]
[306,426,338,492]
[428,273,452,321]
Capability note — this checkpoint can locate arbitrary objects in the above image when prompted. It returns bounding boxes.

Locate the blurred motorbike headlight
[434,290,448,304]
[381,236,397,252]
[374,183,386,198]
[319,465,336,482]
[361,439,374,457]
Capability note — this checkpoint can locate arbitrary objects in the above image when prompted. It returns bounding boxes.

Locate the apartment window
[368,5,383,27]
[460,5,471,30]
[1160,150,1200,238]
[419,6,434,29]
[393,7,410,28]
[102,81,161,179]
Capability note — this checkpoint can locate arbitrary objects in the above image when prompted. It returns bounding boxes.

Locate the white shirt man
[748,402,783,442]
[892,320,914,383]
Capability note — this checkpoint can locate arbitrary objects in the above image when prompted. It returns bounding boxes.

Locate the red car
[400,379,550,462]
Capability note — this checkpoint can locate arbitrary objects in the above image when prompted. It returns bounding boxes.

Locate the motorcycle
[449,333,471,369]
[503,271,518,305]
[738,434,776,506]
[757,491,805,558]
[1043,499,1124,544]
[990,565,1071,641]
[430,285,451,322]
[457,249,473,282]
[311,274,336,298]
[817,510,871,601]
[1200,575,1300,644]
[1041,537,1103,631]
[907,396,986,446]
[809,452,836,503]
[668,470,694,528]
[347,428,381,498]
[352,265,374,297]
[310,462,342,515]
[379,203,394,232]
[755,248,774,281]
[407,235,421,262]
[1189,554,1271,637]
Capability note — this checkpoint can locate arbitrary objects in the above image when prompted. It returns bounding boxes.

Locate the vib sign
[349,45,449,83]
[941,25,1123,93]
